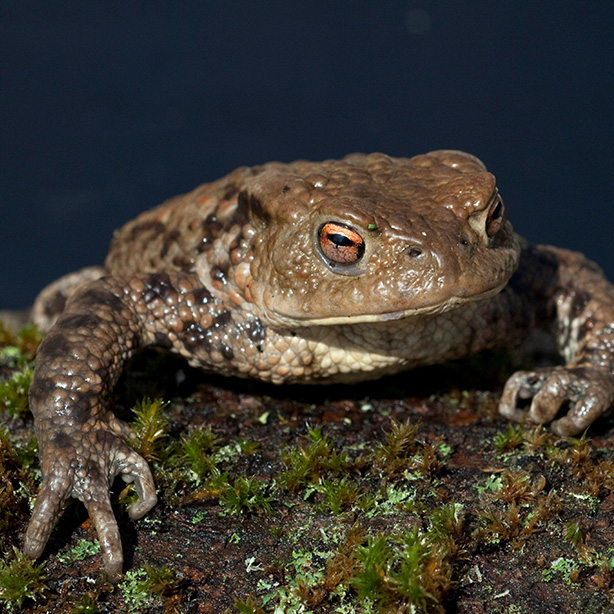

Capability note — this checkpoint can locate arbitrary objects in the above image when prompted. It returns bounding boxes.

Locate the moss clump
[314,476,361,515]
[71,593,100,614]
[278,425,358,492]
[493,423,525,452]
[180,426,220,479]
[0,427,37,552]
[220,476,273,516]
[373,420,445,478]
[0,548,48,611]
[231,595,267,614]
[0,368,32,418]
[119,564,181,613]
[129,397,169,462]
[350,504,464,613]
[0,321,43,362]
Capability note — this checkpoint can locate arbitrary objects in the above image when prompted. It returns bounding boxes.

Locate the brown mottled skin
[22,151,614,580]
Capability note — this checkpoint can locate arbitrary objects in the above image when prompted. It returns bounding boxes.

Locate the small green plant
[141,562,182,595]
[0,428,37,549]
[584,458,614,497]
[429,503,465,544]
[477,504,521,544]
[413,440,444,475]
[71,593,100,614]
[121,568,156,613]
[231,595,267,614]
[0,321,43,362]
[0,548,48,610]
[563,520,595,561]
[542,557,580,584]
[120,564,181,613]
[56,539,100,564]
[178,462,235,508]
[180,426,220,479]
[564,520,583,547]
[130,397,169,461]
[373,420,419,477]
[372,420,446,481]
[237,438,260,455]
[315,476,360,515]
[352,525,456,612]
[549,432,594,482]
[0,368,33,418]
[522,425,549,453]
[476,474,502,495]
[278,426,354,492]
[220,476,273,515]
[493,424,525,452]
[352,534,391,597]
[493,471,544,506]
[476,470,560,548]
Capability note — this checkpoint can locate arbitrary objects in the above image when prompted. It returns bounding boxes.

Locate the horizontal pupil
[328,233,354,247]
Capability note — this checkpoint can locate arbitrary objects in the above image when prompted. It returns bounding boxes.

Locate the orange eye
[486,195,505,237]
[318,222,365,264]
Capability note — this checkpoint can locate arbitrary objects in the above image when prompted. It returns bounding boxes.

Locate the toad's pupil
[328,233,354,247]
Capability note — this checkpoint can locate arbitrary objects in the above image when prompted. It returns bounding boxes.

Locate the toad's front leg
[499,245,614,435]
[23,272,211,580]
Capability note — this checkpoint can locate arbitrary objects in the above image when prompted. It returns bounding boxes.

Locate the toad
[21,150,614,580]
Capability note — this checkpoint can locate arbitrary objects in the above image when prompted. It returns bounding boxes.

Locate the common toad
[22,150,614,580]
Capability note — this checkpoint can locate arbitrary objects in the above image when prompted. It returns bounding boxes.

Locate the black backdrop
[2,2,614,308]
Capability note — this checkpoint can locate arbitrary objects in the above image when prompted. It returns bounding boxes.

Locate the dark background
[2,2,614,309]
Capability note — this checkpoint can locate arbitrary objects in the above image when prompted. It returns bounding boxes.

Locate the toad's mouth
[273,282,508,327]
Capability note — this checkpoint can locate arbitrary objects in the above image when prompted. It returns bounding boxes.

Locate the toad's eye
[318,222,365,264]
[486,194,505,237]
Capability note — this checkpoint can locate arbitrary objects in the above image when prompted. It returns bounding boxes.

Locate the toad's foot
[499,365,614,436]
[23,425,157,582]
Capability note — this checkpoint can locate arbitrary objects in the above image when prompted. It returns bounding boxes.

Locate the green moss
[352,522,459,612]
[278,426,356,492]
[373,420,419,476]
[476,473,503,495]
[71,594,100,614]
[238,500,466,613]
[3,349,612,612]
[129,397,169,461]
[314,476,360,515]
[493,424,525,452]
[119,564,181,613]
[0,548,48,611]
[0,427,37,551]
[220,476,273,516]
[542,557,580,584]
[428,503,465,543]
[231,595,267,614]
[56,539,100,564]
[0,368,32,418]
[0,321,43,363]
[180,426,219,479]
[373,420,446,479]
[564,520,583,546]
[237,438,260,456]
[140,562,181,595]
